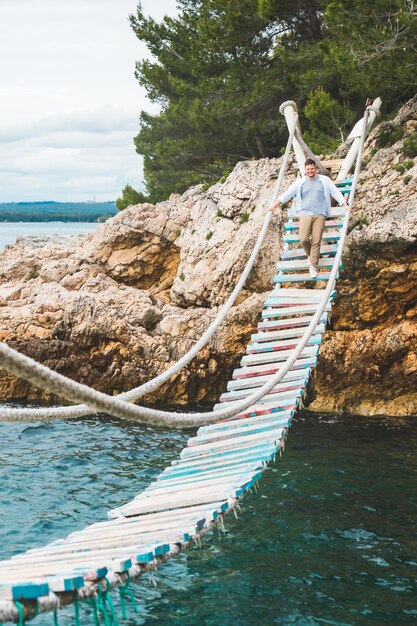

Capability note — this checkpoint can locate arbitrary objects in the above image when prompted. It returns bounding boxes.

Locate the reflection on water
[0,411,416,625]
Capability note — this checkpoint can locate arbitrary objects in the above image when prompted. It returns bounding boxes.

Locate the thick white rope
[0,120,297,423]
[0,108,370,427]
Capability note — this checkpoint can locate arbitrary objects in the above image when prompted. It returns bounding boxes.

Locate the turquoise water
[0,222,99,251]
[1,411,416,625]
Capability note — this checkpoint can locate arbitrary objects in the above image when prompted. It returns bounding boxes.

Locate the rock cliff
[0,97,416,416]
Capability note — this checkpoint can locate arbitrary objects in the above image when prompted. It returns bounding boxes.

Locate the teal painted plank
[274,271,335,283]
[0,582,49,601]
[284,220,343,231]
[280,244,338,259]
[283,232,341,244]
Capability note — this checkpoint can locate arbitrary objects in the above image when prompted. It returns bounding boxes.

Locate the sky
[0,0,178,202]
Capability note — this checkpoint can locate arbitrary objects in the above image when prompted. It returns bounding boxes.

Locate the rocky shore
[0,97,416,416]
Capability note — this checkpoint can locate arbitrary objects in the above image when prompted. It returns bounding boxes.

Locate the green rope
[97,587,111,626]
[118,577,138,618]
[74,594,81,626]
[87,598,100,626]
[13,602,24,626]
[53,609,59,626]
[104,594,119,626]
[118,591,127,621]
[102,579,119,626]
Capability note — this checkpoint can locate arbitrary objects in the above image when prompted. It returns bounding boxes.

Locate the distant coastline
[0,201,117,222]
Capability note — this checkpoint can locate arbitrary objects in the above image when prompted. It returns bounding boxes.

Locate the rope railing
[0,119,298,424]
[0,105,371,428]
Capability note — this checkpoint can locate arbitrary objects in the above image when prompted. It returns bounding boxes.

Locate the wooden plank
[274,271,334,283]
[179,437,282,463]
[250,324,325,343]
[189,422,288,447]
[284,220,343,231]
[151,463,266,490]
[198,410,294,435]
[0,564,108,582]
[24,528,195,559]
[162,454,270,482]
[261,305,331,319]
[283,232,341,244]
[213,393,301,415]
[232,356,316,378]
[265,292,335,306]
[277,258,335,270]
[220,378,306,401]
[228,371,308,391]
[180,427,285,459]
[114,492,234,518]
[0,582,50,601]
[231,399,300,420]
[287,207,345,218]
[280,244,338,259]
[9,544,165,569]
[0,576,84,595]
[258,315,327,332]
[269,288,333,298]
[246,335,321,355]
[240,346,318,366]
[95,502,227,529]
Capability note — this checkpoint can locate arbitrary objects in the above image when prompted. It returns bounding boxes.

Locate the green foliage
[403,137,417,158]
[206,230,213,240]
[403,175,412,185]
[377,125,404,148]
[179,273,185,281]
[116,184,147,211]
[303,88,355,153]
[130,0,417,201]
[240,212,250,223]
[175,228,182,236]
[395,160,414,174]
[350,215,370,231]
[324,0,417,106]
[216,209,224,217]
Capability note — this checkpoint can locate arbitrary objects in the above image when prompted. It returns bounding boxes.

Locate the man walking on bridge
[269,158,349,278]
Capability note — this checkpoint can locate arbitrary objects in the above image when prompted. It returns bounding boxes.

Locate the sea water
[0,222,98,251]
[0,411,416,625]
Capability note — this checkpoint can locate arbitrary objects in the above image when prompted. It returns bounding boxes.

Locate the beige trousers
[299,215,326,267]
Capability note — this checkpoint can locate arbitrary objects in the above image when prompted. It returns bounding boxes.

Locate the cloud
[0,0,177,202]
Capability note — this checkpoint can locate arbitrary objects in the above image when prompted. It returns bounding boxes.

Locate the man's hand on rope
[267,199,281,214]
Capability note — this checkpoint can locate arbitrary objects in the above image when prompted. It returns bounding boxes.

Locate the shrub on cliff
[116,184,148,211]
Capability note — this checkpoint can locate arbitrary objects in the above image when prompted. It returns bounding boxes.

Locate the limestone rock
[0,96,416,416]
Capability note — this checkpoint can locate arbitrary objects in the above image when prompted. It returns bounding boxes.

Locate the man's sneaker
[309,265,318,279]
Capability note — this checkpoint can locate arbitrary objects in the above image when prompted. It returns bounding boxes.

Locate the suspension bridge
[0,99,381,624]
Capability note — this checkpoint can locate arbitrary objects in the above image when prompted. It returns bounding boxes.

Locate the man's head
[305,158,317,179]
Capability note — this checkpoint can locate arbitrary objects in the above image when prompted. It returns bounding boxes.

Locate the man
[269,158,349,278]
